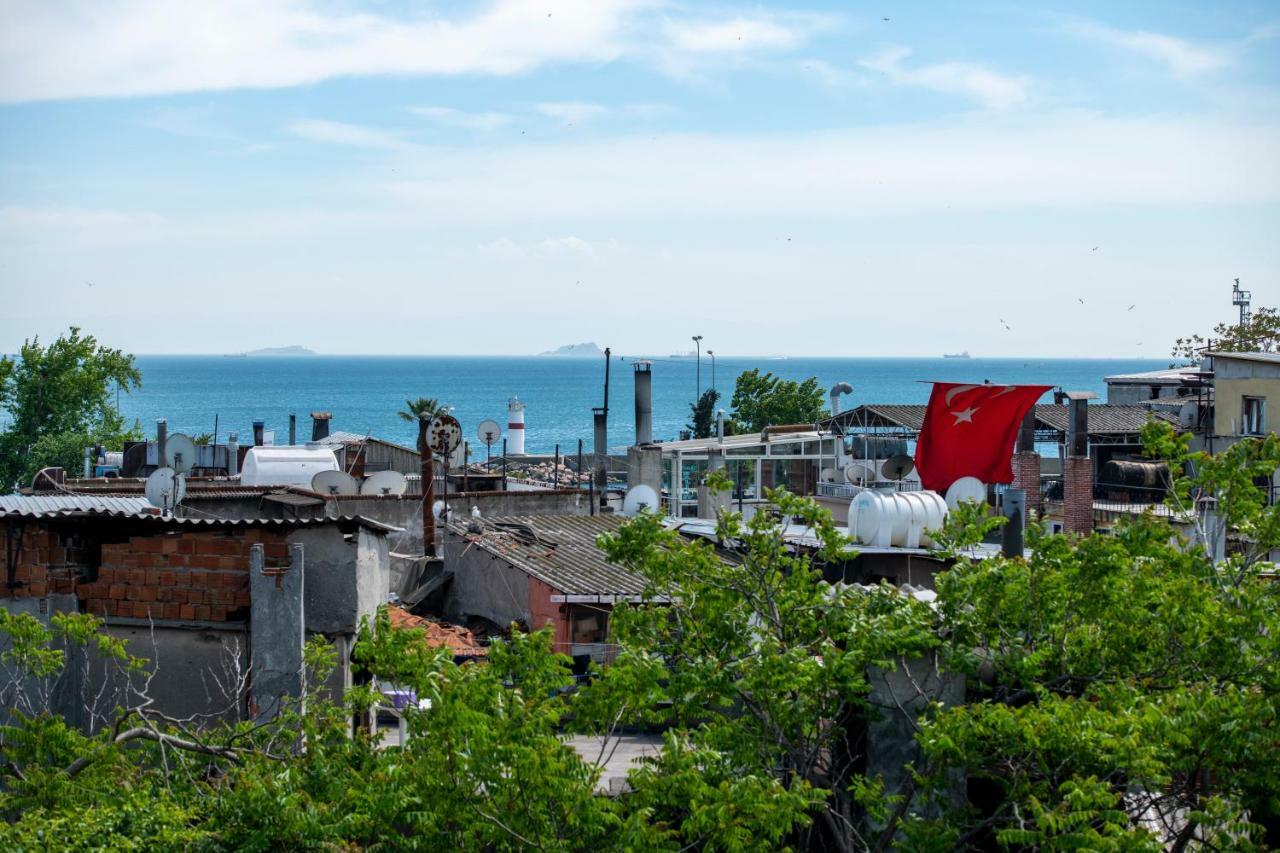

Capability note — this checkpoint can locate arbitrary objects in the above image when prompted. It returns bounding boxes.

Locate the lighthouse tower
[507,397,526,455]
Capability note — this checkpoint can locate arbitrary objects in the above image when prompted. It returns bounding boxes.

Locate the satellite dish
[944,476,986,509]
[311,470,359,496]
[361,470,408,496]
[145,467,186,511]
[426,414,462,456]
[882,454,915,481]
[164,433,198,474]
[820,467,838,484]
[622,485,660,516]
[476,419,502,447]
[844,463,875,485]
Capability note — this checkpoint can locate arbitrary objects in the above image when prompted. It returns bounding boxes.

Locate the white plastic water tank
[848,490,948,548]
[240,446,339,487]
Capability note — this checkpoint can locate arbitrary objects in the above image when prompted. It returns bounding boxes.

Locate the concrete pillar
[249,542,305,721]
[697,448,730,517]
[1001,488,1026,557]
[633,361,653,446]
[626,445,662,494]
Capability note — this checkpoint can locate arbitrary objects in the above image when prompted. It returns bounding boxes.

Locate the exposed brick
[194,605,210,621]
[109,584,127,600]
[177,537,196,555]
[188,588,204,605]
[179,603,195,620]
[160,537,180,554]
[234,590,251,607]
[162,602,181,619]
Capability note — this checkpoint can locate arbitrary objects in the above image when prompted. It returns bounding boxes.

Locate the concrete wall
[1213,377,1280,437]
[443,542,531,633]
[287,526,388,635]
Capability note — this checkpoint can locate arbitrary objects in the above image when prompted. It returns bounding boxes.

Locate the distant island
[239,345,317,357]
[539,342,604,357]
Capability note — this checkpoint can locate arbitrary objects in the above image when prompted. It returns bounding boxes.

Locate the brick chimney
[1063,392,1095,535]
[1011,408,1041,515]
[310,411,332,441]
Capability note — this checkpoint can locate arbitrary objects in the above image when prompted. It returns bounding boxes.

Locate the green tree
[687,388,721,439]
[1172,305,1280,361]
[729,369,827,433]
[398,396,444,454]
[0,327,141,489]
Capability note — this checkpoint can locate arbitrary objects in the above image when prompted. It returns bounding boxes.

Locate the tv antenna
[1232,277,1251,330]
[476,418,501,465]
[311,470,359,496]
[361,470,408,496]
[163,433,198,474]
[145,466,186,515]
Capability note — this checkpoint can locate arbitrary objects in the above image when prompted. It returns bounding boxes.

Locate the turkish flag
[914,383,1051,492]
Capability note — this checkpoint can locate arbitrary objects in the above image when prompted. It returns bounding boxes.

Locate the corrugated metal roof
[0,502,398,534]
[1207,350,1280,364]
[450,514,649,597]
[0,495,153,516]
[316,432,417,454]
[825,404,1180,435]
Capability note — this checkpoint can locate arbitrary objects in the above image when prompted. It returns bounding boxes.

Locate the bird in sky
[1128,304,1136,311]
[86,282,95,287]
[1077,298,1085,304]
[1092,246,1099,251]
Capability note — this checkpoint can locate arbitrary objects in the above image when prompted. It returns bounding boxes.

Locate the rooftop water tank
[848,490,948,549]
[240,445,339,487]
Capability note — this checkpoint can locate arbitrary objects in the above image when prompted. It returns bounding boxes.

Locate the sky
[1,0,1277,357]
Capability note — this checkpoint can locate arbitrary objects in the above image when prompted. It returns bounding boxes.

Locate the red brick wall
[1012,452,1042,514]
[526,576,570,649]
[3,523,290,623]
[1063,456,1094,535]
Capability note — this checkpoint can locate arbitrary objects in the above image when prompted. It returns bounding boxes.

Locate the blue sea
[113,355,1169,455]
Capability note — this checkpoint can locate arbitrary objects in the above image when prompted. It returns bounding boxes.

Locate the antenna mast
[1232,277,1252,331]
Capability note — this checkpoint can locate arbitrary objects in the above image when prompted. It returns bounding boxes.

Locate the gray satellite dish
[621,484,659,516]
[844,463,875,485]
[164,433,197,474]
[145,467,186,512]
[882,454,915,481]
[427,414,462,455]
[311,470,359,496]
[476,419,502,447]
[361,470,408,496]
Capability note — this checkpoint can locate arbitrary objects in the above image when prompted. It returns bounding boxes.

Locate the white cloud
[0,0,836,103]
[535,102,609,124]
[410,107,513,131]
[1066,22,1229,77]
[859,47,1029,110]
[286,119,409,150]
[0,0,648,102]
[383,114,1280,223]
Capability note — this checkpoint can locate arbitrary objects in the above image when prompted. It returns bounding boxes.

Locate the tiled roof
[825,404,1180,435]
[387,605,487,657]
[449,514,650,598]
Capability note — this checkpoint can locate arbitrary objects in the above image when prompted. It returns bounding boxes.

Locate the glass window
[769,441,802,456]
[727,459,757,500]
[726,445,765,456]
[1243,396,1267,435]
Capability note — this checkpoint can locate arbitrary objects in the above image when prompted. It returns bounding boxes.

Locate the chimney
[1001,488,1026,557]
[829,382,853,416]
[1063,392,1095,535]
[310,411,331,441]
[227,432,240,476]
[289,413,297,445]
[507,398,526,455]
[716,409,726,444]
[252,419,265,447]
[633,361,653,445]
[593,407,608,510]
[156,419,168,468]
[1012,408,1042,515]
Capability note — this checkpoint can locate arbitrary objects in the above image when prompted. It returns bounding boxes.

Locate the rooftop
[1105,366,1208,383]
[387,605,487,658]
[449,514,653,601]
[823,403,1180,436]
[1206,350,1280,365]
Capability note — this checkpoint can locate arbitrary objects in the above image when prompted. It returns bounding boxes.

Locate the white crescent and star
[942,383,1014,425]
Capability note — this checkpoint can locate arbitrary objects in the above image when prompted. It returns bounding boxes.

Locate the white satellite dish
[145,467,186,511]
[164,433,198,474]
[820,467,838,484]
[944,476,986,509]
[361,470,408,496]
[621,484,660,516]
[844,463,875,485]
[476,419,502,447]
[311,470,359,496]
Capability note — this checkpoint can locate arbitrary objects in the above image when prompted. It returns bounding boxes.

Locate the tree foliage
[687,388,721,439]
[729,369,827,433]
[2,431,1278,849]
[398,396,444,455]
[0,327,141,489]
[1172,305,1280,361]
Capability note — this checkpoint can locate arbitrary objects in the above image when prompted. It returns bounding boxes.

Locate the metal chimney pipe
[310,412,331,441]
[252,419,265,447]
[156,419,168,468]
[227,432,239,476]
[633,360,653,445]
[829,382,853,416]
[716,409,726,444]
[289,413,297,446]
[1002,488,1026,557]
[593,407,608,510]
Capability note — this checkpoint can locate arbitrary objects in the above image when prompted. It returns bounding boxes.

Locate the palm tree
[399,397,444,454]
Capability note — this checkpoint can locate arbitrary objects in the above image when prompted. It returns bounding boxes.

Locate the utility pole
[692,335,703,403]
[597,348,611,511]
[707,349,715,395]
[419,419,435,558]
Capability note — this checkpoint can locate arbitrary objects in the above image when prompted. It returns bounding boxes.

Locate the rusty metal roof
[449,514,650,598]
[824,404,1180,436]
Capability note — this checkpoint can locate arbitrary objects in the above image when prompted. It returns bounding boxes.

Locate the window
[1242,396,1267,435]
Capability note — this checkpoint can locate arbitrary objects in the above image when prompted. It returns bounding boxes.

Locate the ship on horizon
[943,351,971,359]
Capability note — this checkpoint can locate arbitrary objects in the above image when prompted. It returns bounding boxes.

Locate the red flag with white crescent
[913,383,1051,492]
